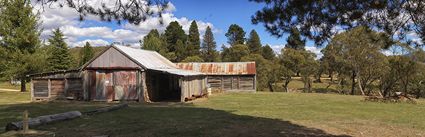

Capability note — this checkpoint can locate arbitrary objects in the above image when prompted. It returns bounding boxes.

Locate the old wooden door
[92,70,113,101]
[113,70,138,101]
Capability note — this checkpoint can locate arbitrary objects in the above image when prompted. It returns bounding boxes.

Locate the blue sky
[35,0,323,56]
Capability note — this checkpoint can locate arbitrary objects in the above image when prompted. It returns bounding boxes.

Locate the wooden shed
[29,70,83,101]
[30,45,207,102]
[176,62,256,92]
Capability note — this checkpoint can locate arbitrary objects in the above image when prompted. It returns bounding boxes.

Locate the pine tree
[142,29,165,53]
[188,21,200,56]
[164,21,187,52]
[47,28,72,71]
[261,44,275,60]
[201,26,218,62]
[0,0,42,92]
[80,42,94,65]
[164,21,188,61]
[246,30,262,54]
[286,27,306,50]
[175,40,186,62]
[225,24,246,46]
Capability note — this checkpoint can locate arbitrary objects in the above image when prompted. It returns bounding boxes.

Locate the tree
[252,0,423,47]
[246,30,262,54]
[47,28,72,71]
[280,48,317,92]
[174,40,186,62]
[0,0,42,92]
[164,21,187,61]
[261,44,275,60]
[187,21,200,56]
[201,26,219,62]
[80,42,94,65]
[242,54,279,91]
[182,56,204,62]
[286,28,305,50]
[327,26,391,95]
[225,24,245,46]
[141,29,167,55]
[221,44,250,62]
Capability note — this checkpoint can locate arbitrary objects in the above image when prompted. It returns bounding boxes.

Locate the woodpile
[185,93,208,102]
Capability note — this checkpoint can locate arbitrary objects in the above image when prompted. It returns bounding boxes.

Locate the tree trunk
[6,111,82,131]
[20,79,26,92]
[351,70,356,95]
[357,78,365,96]
[268,82,274,92]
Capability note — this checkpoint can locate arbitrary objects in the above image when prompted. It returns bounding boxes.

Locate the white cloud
[33,1,215,48]
[305,46,323,59]
[268,44,323,59]
[72,39,110,47]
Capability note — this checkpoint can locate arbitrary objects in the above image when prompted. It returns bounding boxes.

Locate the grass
[0,90,424,137]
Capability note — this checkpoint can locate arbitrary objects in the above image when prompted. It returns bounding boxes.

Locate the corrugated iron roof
[176,62,256,75]
[114,45,203,76]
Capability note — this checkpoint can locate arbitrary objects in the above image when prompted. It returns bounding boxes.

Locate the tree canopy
[251,0,425,47]
[188,21,201,56]
[225,24,246,46]
[246,30,262,54]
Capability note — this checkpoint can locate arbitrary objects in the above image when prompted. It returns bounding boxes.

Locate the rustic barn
[29,69,84,101]
[176,62,256,92]
[30,45,207,102]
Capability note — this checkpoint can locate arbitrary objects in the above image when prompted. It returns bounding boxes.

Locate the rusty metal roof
[175,62,256,75]
[113,45,204,76]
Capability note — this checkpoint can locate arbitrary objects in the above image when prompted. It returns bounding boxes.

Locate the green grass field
[0,85,424,137]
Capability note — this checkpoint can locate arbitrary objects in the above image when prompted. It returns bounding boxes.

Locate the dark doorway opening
[146,70,181,102]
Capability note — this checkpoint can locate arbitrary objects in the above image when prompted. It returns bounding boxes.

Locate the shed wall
[207,75,255,91]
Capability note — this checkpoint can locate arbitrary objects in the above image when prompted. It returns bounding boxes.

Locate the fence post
[23,110,29,133]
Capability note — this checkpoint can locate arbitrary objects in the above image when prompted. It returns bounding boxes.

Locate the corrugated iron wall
[176,62,256,75]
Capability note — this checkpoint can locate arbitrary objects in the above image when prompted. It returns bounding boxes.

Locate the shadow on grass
[0,102,351,137]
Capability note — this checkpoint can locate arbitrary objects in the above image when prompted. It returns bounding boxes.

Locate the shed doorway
[146,70,181,102]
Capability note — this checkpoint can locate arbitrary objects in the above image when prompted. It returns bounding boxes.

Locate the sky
[33,0,322,57]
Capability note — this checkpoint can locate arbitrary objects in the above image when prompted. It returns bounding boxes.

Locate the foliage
[225,24,246,46]
[261,44,276,60]
[252,0,424,47]
[141,29,167,56]
[285,28,305,50]
[47,28,72,71]
[246,30,262,54]
[182,56,204,62]
[327,26,391,95]
[164,21,188,62]
[187,21,200,56]
[201,26,219,62]
[221,44,250,62]
[79,42,94,66]
[280,48,317,92]
[241,54,278,91]
[0,0,42,91]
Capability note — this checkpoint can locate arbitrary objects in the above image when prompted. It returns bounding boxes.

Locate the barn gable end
[85,47,141,69]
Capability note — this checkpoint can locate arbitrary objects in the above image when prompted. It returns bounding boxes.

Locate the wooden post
[30,79,34,101]
[48,79,51,100]
[23,110,28,133]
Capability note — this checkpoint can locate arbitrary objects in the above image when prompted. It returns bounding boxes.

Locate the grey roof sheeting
[113,45,203,76]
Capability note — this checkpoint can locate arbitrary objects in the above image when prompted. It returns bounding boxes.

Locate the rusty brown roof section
[175,62,256,75]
